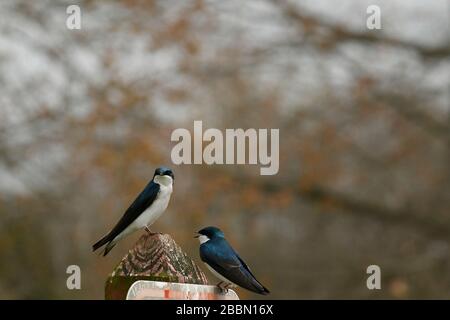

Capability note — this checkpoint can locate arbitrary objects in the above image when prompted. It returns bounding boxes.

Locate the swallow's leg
[217,281,226,294]
[217,281,228,294]
[223,283,231,293]
[144,226,161,235]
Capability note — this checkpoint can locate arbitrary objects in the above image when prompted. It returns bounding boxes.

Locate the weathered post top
[105,233,209,300]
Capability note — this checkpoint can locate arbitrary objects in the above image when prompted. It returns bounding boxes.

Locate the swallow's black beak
[163,170,174,180]
[194,234,200,238]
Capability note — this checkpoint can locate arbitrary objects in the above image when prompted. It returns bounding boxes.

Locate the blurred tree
[0,0,448,299]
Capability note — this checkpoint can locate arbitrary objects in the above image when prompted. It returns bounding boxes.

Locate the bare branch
[276,1,450,60]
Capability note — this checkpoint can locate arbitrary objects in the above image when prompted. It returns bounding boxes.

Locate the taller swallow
[93,167,174,256]
[195,226,270,295]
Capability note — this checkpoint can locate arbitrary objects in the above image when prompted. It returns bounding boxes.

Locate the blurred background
[0,0,449,299]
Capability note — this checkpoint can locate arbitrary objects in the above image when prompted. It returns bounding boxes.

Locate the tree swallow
[195,226,270,295]
[92,167,174,256]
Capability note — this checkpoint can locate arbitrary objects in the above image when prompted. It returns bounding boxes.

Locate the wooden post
[105,233,208,300]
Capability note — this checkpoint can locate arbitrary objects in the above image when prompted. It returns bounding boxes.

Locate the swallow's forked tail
[92,234,116,256]
[259,284,270,295]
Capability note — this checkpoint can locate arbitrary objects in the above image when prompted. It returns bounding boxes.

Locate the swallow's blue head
[195,226,225,244]
[153,167,174,187]
[153,166,174,180]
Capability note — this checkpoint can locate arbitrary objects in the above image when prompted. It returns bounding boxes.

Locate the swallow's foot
[144,226,161,235]
[217,282,229,294]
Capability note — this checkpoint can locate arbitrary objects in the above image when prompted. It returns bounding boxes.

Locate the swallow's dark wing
[200,238,269,295]
[92,181,160,253]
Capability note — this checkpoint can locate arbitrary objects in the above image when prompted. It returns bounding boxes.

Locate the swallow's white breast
[133,183,172,228]
[115,176,173,242]
[135,175,173,228]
